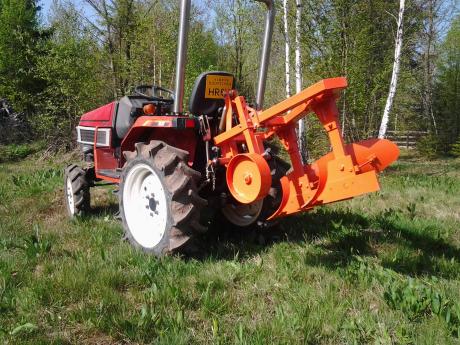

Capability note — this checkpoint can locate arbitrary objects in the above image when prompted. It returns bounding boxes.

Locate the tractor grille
[76,126,110,147]
[80,128,95,143]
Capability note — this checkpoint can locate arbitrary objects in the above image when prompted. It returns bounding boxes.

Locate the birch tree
[282,0,291,98]
[295,0,307,161]
[294,0,302,95]
[378,0,405,139]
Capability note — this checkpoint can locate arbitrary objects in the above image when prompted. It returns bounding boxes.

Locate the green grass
[0,142,45,163]
[0,150,459,344]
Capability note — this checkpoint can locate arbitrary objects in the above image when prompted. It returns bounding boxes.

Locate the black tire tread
[121,140,206,255]
[64,164,91,216]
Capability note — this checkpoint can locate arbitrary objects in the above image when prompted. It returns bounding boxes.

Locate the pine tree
[0,0,47,114]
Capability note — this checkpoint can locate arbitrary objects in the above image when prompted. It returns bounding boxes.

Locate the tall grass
[0,153,459,344]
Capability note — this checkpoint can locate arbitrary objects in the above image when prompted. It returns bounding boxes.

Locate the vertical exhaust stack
[255,0,275,110]
[173,0,191,114]
[173,0,274,113]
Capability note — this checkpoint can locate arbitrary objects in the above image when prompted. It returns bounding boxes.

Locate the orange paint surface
[214,77,399,220]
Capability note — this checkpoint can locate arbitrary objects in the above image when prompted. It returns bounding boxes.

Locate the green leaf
[10,322,38,335]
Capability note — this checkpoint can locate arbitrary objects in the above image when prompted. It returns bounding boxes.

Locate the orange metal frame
[214,77,399,220]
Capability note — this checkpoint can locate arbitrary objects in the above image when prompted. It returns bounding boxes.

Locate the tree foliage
[434,15,460,153]
[0,0,47,114]
[0,0,458,154]
[34,3,104,143]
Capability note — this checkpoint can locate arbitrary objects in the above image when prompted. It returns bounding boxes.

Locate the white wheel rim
[123,163,168,248]
[222,200,263,227]
[66,177,75,215]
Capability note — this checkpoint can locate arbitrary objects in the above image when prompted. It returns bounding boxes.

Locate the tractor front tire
[64,164,91,217]
[119,140,207,256]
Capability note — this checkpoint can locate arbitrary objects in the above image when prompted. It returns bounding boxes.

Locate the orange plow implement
[214,77,400,220]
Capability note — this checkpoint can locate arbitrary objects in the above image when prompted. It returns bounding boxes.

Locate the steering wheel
[134,85,175,104]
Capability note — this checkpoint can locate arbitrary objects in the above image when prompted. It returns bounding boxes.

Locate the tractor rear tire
[64,164,91,217]
[119,140,207,256]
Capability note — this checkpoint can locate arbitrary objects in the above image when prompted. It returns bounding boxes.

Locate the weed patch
[0,143,42,163]
[348,257,460,336]
[0,154,459,343]
[22,225,52,260]
[10,167,62,196]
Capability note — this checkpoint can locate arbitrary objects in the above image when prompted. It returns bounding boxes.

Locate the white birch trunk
[378,0,405,139]
[295,0,307,161]
[295,0,302,94]
[283,0,291,98]
[153,44,156,85]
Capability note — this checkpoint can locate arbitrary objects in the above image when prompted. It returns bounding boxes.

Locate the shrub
[0,143,41,163]
[449,137,460,157]
[416,134,441,157]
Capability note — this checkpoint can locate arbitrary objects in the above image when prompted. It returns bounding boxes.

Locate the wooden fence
[384,130,428,149]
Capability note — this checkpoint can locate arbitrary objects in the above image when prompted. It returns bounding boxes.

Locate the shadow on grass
[377,221,460,278]
[92,204,119,217]
[85,196,460,278]
[84,202,119,219]
[194,208,372,265]
[194,208,460,279]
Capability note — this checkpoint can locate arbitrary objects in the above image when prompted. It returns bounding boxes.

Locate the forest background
[0,0,459,158]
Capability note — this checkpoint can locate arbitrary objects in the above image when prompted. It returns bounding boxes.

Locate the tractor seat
[113,95,150,141]
[189,71,235,116]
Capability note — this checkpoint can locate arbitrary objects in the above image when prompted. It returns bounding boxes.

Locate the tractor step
[97,169,120,180]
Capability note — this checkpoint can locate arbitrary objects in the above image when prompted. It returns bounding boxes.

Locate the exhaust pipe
[255,0,275,110]
[173,0,191,114]
[173,0,274,113]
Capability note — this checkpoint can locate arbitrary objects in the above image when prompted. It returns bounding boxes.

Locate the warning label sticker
[204,75,233,99]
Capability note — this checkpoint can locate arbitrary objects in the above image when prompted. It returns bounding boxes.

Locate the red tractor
[64,0,399,256]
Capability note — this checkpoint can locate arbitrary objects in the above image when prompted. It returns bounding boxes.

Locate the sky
[39,0,52,17]
[38,0,210,24]
[38,0,458,38]
[39,0,97,24]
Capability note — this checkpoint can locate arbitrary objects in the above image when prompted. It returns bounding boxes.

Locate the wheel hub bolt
[148,198,157,212]
[244,174,252,185]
